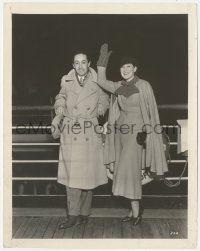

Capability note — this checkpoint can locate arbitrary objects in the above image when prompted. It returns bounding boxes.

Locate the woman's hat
[120,56,137,68]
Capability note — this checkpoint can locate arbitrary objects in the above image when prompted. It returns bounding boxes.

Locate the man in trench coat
[52,51,109,229]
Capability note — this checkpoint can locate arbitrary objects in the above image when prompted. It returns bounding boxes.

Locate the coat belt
[64,111,97,124]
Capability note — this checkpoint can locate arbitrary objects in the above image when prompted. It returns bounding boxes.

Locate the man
[52,51,109,229]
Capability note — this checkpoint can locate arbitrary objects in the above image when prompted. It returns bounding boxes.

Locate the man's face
[73,54,90,76]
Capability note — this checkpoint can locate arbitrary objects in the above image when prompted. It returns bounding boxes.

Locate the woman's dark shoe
[121,216,133,222]
[132,215,142,226]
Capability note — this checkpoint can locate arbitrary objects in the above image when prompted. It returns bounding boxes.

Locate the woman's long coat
[53,68,109,189]
[97,67,168,176]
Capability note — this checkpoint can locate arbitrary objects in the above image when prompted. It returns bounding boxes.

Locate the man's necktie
[79,77,84,87]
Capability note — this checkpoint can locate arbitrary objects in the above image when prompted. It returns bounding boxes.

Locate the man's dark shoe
[81,215,89,224]
[58,215,78,229]
[77,215,89,225]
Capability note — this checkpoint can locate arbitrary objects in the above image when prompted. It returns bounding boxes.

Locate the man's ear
[88,61,91,67]
[134,66,137,73]
[72,63,75,69]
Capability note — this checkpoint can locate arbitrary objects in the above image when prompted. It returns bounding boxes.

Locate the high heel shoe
[121,215,133,222]
[132,215,142,226]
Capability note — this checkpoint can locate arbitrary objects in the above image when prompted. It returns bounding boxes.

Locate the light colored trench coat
[53,68,109,189]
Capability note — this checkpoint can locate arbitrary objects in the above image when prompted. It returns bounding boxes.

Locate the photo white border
[3,2,197,248]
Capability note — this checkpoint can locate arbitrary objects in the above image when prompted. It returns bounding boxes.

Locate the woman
[97,44,168,225]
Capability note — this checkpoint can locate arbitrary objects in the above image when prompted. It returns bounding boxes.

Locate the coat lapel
[64,67,98,105]
[68,83,79,105]
[76,81,97,104]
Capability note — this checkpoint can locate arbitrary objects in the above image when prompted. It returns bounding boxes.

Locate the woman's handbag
[107,165,153,185]
[141,168,153,185]
[136,132,147,146]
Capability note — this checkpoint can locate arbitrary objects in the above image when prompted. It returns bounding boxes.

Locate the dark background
[12,14,188,106]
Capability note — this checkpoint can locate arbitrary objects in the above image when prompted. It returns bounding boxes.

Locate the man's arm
[53,76,67,115]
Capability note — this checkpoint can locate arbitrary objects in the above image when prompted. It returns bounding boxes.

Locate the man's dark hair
[72,49,90,62]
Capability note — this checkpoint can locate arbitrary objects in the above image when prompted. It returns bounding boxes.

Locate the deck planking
[12,216,188,239]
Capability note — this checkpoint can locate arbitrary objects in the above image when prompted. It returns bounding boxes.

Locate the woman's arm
[97,44,121,94]
[97,87,110,116]
[97,66,121,94]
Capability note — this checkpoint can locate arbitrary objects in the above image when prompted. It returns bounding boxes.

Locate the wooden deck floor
[13,216,187,239]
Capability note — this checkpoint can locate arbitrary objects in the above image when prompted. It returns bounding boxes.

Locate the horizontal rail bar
[12,194,188,197]
[12,160,59,163]
[12,126,52,129]
[13,177,57,180]
[13,143,60,146]
[12,104,188,111]
[140,194,188,198]
[170,142,178,145]
[165,177,187,180]
[13,105,53,111]
[12,194,111,197]
[158,104,188,110]
[12,159,187,163]
[12,114,50,117]
[169,160,187,163]
[161,125,179,128]
[12,142,178,146]
[12,177,188,181]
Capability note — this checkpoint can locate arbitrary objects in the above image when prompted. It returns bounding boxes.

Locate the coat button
[86,138,89,141]
[87,108,90,110]
[74,106,78,109]
[74,137,77,141]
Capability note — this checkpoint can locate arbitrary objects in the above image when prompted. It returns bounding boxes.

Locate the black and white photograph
[3,2,197,249]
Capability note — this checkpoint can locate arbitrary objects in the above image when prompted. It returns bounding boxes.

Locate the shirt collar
[76,69,90,80]
[75,70,90,87]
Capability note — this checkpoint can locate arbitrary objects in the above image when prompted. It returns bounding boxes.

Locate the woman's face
[120,64,137,81]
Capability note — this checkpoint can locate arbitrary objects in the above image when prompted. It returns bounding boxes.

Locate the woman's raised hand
[97,43,112,68]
